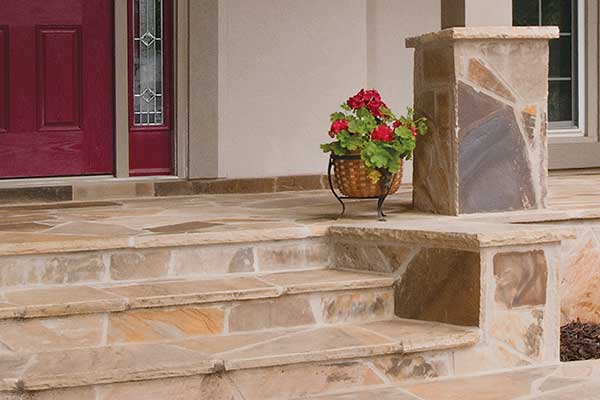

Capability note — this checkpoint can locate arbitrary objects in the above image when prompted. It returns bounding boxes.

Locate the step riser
[0,239,330,289]
[0,288,394,353]
[5,350,455,400]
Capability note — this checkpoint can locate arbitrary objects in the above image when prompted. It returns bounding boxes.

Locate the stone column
[407,27,559,215]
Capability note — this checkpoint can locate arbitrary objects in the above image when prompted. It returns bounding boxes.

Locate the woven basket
[333,154,402,197]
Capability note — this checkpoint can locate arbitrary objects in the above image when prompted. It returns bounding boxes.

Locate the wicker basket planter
[332,154,402,197]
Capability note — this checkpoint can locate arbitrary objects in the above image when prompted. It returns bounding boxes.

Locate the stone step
[0,318,480,398]
[0,236,331,289]
[0,269,395,352]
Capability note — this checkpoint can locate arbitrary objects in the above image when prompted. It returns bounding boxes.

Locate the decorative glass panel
[133,0,164,126]
[513,0,579,128]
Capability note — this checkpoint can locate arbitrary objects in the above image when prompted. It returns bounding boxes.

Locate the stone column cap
[406,26,560,48]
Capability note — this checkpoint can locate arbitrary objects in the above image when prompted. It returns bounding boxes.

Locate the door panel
[128,0,173,176]
[0,0,114,178]
[0,26,8,133]
[37,27,82,131]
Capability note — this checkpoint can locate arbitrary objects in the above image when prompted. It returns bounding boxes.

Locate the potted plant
[321,89,427,219]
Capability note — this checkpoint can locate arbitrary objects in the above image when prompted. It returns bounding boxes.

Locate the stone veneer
[331,224,564,371]
[407,27,559,215]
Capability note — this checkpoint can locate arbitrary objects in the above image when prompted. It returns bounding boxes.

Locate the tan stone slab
[178,329,299,355]
[0,286,126,319]
[221,325,401,371]
[13,343,217,391]
[43,221,141,237]
[330,221,576,251]
[102,276,280,308]
[95,375,245,400]
[228,295,316,332]
[402,367,551,400]
[228,359,384,400]
[358,319,481,353]
[406,27,560,48]
[108,306,225,344]
[257,269,394,294]
[302,387,422,400]
[0,315,104,353]
[0,232,130,257]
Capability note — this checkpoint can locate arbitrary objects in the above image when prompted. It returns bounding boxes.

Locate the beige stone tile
[0,253,105,288]
[372,352,452,383]
[561,236,600,324]
[257,269,393,294]
[494,250,548,309]
[228,295,315,332]
[491,308,544,359]
[1,286,126,318]
[222,325,399,370]
[72,182,153,202]
[526,380,600,399]
[170,244,255,275]
[177,329,296,355]
[303,387,422,400]
[358,319,480,353]
[96,375,244,400]
[108,306,224,344]
[102,276,278,308]
[29,386,97,400]
[229,360,383,400]
[0,315,104,352]
[19,343,215,391]
[320,289,394,324]
[453,343,531,376]
[403,367,551,400]
[333,241,415,274]
[110,249,171,281]
[44,221,141,237]
[394,247,481,327]
[255,241,308,271]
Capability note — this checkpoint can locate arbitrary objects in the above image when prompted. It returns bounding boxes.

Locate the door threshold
[0,175,182,189]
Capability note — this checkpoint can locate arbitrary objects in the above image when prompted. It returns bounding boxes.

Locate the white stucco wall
[216,0,368,178]
[367,0,441,182]
[190,0,441,180]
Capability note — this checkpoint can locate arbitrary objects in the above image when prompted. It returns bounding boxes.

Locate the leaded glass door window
[133,0,164,125]
[128,0,173,176]
[514,0,584,133]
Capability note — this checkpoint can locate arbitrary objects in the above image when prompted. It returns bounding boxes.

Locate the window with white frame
[513,0,585,133]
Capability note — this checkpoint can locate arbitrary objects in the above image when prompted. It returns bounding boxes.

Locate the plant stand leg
[377,171,394,221]
[328,155,346,219]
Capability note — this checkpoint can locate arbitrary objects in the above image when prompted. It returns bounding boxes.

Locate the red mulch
[561,321,600,362]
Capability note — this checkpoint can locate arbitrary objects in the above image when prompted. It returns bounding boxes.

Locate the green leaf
[330,112,347,122]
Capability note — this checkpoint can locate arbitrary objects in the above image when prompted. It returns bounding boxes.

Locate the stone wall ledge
[406,26,560,48]
[329,221,576,251]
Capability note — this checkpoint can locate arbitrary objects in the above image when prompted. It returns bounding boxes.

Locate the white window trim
[550,0,587,137]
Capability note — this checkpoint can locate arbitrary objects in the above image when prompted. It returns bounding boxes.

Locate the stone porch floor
[0,174,598,256]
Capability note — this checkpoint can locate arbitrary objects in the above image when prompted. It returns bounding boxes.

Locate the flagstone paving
[0,174,598,257]
[300,360,600,399]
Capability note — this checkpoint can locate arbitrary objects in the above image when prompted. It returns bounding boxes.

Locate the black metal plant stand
[327,154,396,221]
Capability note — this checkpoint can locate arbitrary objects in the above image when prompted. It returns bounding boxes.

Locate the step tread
[0,318,480,392]
[0,269,394,319]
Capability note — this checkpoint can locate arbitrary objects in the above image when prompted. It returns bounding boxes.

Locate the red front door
[0,1,114,179]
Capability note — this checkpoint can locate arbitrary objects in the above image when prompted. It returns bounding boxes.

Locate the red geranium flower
[347,90,367,109]
[410,126,418,137]
[393,120,403,129]
[371,125,394,142]
[329,119,349,138]
[347,89,387,118]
